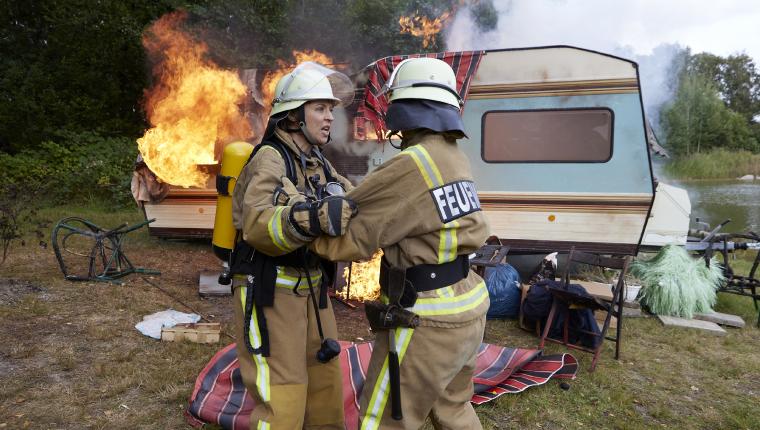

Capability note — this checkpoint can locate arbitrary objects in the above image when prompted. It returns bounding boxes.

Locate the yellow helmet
[270,62,353,117]
[381,57,462,108]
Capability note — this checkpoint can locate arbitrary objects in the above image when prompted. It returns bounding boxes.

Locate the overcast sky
[445,0,760,122]
[447,0,760,62]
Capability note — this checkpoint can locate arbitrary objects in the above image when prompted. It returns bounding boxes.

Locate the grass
[1,203,759,429]
[664,149,760,180]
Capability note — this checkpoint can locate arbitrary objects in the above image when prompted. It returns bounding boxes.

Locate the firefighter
[310,57,490,429]
[230,62,357,429]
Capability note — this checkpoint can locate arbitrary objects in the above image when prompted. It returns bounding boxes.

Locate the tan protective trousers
[358,316,486,430]
[234,285,344,429]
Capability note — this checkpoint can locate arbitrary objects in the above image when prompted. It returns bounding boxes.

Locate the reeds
[664,149,760,179]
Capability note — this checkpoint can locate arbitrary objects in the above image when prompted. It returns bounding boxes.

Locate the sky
[446,0,760,61]
[445,0,760,126]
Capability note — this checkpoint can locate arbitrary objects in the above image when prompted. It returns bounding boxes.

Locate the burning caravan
[135,45,689,256]
[354,46,688,256]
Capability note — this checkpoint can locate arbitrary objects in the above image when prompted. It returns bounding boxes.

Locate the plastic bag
[484,263,522,319]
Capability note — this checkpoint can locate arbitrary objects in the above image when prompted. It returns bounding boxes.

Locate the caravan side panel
[462,47,654,255]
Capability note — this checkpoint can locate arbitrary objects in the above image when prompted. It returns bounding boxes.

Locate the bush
[0,132,137,207]
[664,148,760,179]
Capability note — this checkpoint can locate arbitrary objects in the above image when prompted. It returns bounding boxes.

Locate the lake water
[673,180,760,234]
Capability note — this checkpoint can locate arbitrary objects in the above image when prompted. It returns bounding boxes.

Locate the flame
[339,249,383,302]
[260,50,335,114]
[137,11,252,188]
[398,10,451,48]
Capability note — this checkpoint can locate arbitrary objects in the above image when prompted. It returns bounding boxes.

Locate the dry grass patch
[1,204,759,429]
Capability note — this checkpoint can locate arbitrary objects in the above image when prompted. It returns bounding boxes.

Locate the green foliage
[0,132,137,207]
[662,50,760,158]
[0,1,176,153]
[470,0,498,32]
[663,148,760,179]
[687,52,760,122]
[661,74,758,156]
[344,0,456,65]
[0,184,48,266]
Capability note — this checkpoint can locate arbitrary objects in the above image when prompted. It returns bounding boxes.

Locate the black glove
[289,196,358,237]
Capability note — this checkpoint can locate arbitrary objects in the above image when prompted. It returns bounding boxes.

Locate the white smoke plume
[444,0,758,131]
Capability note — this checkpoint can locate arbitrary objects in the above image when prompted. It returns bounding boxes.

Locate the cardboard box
[161,323,221,344]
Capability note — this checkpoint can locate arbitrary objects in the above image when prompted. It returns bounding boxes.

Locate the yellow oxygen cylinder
[212,141,255,264]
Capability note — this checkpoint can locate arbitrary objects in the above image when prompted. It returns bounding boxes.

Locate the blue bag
[484,263,522,319]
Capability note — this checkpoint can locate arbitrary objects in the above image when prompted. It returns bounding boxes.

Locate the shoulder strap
[313,148,337,183]
[246,139,298,185]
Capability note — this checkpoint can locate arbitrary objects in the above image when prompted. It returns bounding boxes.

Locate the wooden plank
[594,311,617,330]
[693,312,745,328]
[657,315,727,336]
[161,323,221,344]
[199,271,232,297]
[571,280,614,301]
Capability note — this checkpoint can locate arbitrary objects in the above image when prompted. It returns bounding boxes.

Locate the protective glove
[289,196,358,237]
[273,177,309,206]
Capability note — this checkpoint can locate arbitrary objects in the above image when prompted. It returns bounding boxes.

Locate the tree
[0,0,175,153]
[662,74,757,156]
[687,52,760,122]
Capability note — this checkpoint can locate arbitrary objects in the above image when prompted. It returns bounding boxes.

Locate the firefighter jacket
[232,127,353,270]
[311,132,490,326]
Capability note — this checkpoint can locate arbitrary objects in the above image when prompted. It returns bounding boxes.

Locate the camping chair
[538,248,631,372]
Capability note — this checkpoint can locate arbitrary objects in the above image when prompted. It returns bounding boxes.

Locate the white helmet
[270,62,353,117]
[381,57,463,108]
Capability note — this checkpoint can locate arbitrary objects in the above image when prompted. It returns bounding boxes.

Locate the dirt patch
[0,278,46,306]
[332,298,375,342]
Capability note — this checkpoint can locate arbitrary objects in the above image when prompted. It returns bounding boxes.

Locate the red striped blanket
[355,51,484,140]
[186,342,576,429]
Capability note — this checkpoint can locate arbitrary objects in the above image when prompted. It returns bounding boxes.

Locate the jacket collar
[273,127,325,168]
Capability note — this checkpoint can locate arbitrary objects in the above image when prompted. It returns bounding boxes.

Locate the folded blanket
[186,342,577,429]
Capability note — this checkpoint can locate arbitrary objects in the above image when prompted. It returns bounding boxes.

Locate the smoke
[445,0,688,131]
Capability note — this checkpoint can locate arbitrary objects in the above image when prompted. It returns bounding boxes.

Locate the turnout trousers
[233,285,344,429]
[358,315,486,430]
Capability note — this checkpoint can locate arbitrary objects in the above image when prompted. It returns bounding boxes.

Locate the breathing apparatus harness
[231,132,343,362]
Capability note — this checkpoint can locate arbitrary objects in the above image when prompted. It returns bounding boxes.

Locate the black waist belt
[380,255,470,293]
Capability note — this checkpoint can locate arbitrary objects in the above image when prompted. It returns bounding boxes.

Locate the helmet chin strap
[299,120,330,146]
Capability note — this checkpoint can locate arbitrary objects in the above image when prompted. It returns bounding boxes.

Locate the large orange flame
[398,10,451,48]
[137,11,252,188]
[260,49,335,115]
[339,249,383,302]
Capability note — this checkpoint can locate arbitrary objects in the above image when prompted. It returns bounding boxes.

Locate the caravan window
[481,108,614,162]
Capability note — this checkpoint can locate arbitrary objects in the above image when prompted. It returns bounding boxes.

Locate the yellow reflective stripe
[410,281,488,316]
[401,145,444,188]
[257,420,270,430]
[402,146,460,264]
[274,267,321,290]
[267,206,292,252]
[437,220,459,264]
[239,287,271,402]
[360,328,414,430]
[405,145,443,186]
[403,150,435,189]
[437,286,455,298]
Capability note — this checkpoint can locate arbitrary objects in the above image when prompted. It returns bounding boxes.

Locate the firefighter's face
[303,100,336,146]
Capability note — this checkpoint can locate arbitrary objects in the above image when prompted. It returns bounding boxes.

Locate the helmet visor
[274,62,354,107]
